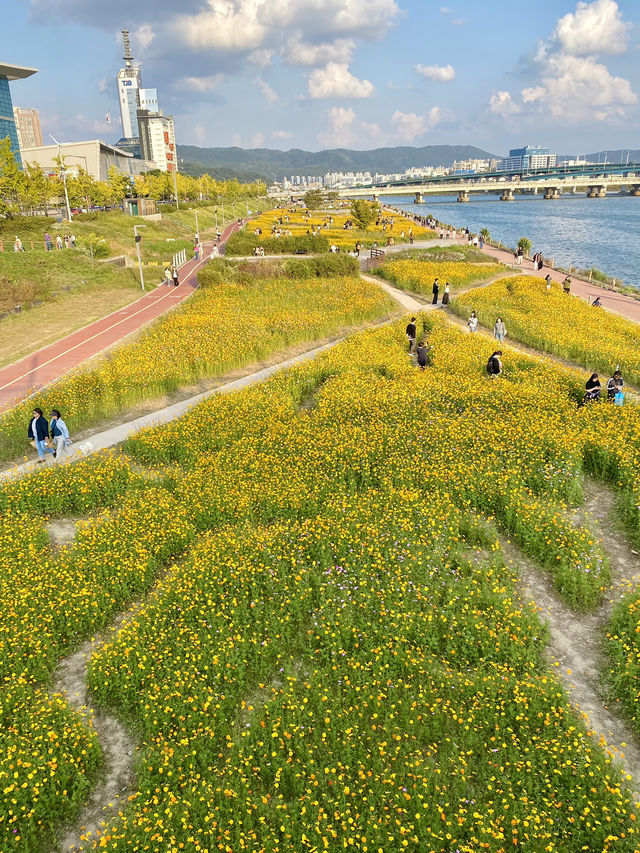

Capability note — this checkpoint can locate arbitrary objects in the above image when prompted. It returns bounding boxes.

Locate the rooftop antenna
[122,30,134,67]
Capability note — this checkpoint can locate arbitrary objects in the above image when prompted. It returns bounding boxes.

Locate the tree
[304,188,324,210]
[105,166,130,205]
[350,199,378,232]
[0,138,26,218]
[479,227,490,242]
[517,237,532,256]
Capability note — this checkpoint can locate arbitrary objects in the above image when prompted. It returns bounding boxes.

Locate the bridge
[336,171,640,203]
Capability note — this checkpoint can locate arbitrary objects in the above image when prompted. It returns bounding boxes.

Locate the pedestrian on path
[44,232,53,251]
[545,274,552,291]
[164,266,172,287]
[172,266,179,287]
[432,278,440,305]
[467,311,478,333]
[28,407,55,463]
[486,350,503,378]
[493,317,507,342]
[416,340,432,370]
[406,317,417,353]
[441,282,451,306]
[56,234,63,250]
[194,241,200,261]
[50,409,71,462]
[563,276,572,294]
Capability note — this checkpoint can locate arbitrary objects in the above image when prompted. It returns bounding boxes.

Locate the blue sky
[5,0,640,155]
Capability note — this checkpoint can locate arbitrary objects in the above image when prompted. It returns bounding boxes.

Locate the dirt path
[503,477,640,799]
[52,608,140,852]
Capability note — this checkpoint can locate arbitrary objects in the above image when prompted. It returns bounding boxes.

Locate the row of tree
[0,138,267,218]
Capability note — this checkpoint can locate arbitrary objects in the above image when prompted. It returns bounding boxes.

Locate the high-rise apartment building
[13,106,42,150]
[137,109,177,172]
[116,30,142,139]
[0,62,38,166]
[497,146,557,172]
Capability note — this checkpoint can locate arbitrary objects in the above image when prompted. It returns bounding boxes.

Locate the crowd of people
[27,407,72,464]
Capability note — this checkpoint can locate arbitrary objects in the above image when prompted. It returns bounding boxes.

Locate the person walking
[50,409,71,462]
[584,373,601,403]
[28,408,55,463]
[493,317,507,343]
[44,232,53,251]
[486,350,503,378]
[406,316,417,353]
[14,236,24,252]
[163,266,172,287]
[171,266,179,287]
[563,276,572,294]
[416,340,431,370]
[56,234,63,250]
[441,282,451,306]
[545,274,552,291]
[467,311,478,333]
[432,278,440,305]
[194,241,200,261]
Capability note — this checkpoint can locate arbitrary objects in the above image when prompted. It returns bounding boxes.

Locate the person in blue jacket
[28,407,55,463]
[50,409,71,462]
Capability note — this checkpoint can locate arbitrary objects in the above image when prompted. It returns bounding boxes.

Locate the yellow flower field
[451,275,640,385]
[234,206,436,251]
[7,314,640,849]
[0,270,395,464]
[378,257,506,294]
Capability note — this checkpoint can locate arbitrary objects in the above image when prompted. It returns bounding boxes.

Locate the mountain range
[177,144,498,182]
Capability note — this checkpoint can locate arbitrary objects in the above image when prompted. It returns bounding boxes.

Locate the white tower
[116,30,142,139]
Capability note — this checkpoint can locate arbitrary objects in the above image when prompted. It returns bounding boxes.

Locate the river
[386,192,640,289]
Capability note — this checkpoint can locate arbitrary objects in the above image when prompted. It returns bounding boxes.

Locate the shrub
[224,231,329,256]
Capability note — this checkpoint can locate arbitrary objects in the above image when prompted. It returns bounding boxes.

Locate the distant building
[13,106,42,150]
[137,110,177,172]
[0,61,38,166]
[117,30,142,140]
[498,146,557,172]
[20,139,155,181]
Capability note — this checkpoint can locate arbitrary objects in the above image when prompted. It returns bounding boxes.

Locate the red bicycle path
[0,220,241,411]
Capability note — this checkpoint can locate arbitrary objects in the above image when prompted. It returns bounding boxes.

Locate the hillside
[176,144,498,181]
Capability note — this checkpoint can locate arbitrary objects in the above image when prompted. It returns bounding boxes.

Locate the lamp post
[134,224,146,290]
[195,210,199,241]
[50,134,72,222]
[172,167,179,210]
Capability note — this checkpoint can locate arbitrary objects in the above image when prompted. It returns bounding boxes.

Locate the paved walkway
[0,220,241,411]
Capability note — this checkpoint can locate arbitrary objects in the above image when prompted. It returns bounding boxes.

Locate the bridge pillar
[544,187,560,199]
[587,186,606,198]
[414,192,424,204]
[631,186,640,196]
[457,191,470,203]
[500,189,514,201]
[597,186,607,198]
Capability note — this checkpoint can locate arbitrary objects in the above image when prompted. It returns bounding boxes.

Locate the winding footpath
[0,221,241,411]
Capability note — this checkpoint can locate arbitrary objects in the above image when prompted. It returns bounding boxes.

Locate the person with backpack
[486,351,503,378]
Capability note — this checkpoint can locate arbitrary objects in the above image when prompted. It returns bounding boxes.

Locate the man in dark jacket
[432,278,440,305]
[406,317,417,353]
[28,407,55,462]
[486,351,503,378]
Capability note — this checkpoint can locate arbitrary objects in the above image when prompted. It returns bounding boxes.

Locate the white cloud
[308,62,375,98]
[272,129,293,139]
[194,124,206,144]
[391,110,426,141]
[248,48,274,67]
[175,0,400,52]
[231,133,243,146]
[134,24,154,52]
[489,90,520,116]
[98,77,109,94]
[521,54,636,120]
[283,36,356,66]
[318,106,357,146]
[179,74,224,92]
[440,6,452,13]
[554,0,632,56]
[414,63,455,82]
[251,131,265,147]
[255,76,279,103]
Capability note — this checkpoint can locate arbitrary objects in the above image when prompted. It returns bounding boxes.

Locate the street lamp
[172,167,179,210]
[195,209,199,242]
[50,134,72,222]
[134,224,146,290]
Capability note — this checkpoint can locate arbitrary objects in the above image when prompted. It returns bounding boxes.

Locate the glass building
[0,63,38,167]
